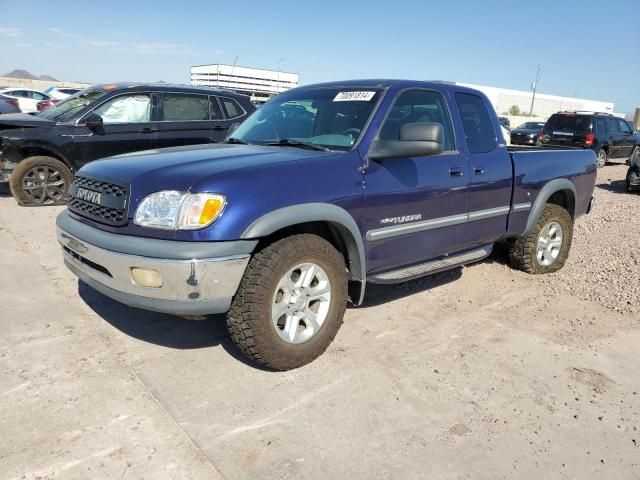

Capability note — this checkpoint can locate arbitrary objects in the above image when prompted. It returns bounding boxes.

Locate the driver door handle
[141,127,158,134]
[449,167,464,177]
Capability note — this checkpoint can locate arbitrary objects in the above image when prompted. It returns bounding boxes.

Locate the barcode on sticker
[333,91,376,102]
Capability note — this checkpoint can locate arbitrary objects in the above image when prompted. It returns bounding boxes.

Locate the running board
[367,244,493,284]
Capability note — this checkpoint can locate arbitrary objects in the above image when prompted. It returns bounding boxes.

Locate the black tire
[227,234,348,370]
[9,156,73,206]
[596,149,607,168]
[626,166,640,193]
[508,204,573,274]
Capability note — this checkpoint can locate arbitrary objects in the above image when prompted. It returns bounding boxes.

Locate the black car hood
[0,113,57,128]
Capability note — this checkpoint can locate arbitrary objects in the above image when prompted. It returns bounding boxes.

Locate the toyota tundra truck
[56,80,597,370]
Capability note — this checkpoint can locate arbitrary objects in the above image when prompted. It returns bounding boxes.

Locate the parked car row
[0,83,255,204]
[0,86,85,114]
[508,111,639,169]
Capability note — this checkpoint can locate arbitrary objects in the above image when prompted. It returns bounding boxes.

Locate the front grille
[68,175,129,226]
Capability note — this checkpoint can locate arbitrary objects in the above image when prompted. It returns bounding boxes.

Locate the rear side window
[546,114,592,133]
[380,89,455,151]
[162,93,210,121]
[220,97,245,119]
[595,117,608,134]
[454,92,497,154]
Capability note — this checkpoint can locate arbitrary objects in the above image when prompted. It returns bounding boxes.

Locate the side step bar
[367,244,493,284]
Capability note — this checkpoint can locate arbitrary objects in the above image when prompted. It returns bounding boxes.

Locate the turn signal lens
[177,193,226,230]
[131,267,163,288]
[199,197,225,225]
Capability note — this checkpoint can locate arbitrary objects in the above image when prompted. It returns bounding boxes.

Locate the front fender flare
[241,203,366,304]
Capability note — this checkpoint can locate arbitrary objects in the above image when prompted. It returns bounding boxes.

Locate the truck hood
[78,143,337,193]
[0,113,57,129]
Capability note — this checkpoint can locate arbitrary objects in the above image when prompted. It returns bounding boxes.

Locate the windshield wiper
[264,139,329,152]
[224,137,250,145]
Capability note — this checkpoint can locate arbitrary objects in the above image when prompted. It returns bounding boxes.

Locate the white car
[0,88,52,113]
[501,124,511,146]
[44,86,83,101]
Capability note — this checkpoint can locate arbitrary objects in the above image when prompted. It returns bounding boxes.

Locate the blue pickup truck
[56,80,597,370]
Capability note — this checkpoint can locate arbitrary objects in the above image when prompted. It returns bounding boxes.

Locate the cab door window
[379,89,455,152]
[94,94,152,124]
[618,119,632,134]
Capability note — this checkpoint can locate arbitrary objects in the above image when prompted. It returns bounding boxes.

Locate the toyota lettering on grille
[76,187,102,205]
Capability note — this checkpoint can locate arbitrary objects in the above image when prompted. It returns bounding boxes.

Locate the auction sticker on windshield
[333,91,376,102]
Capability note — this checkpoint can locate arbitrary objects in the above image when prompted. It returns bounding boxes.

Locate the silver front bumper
[57,226,250,315]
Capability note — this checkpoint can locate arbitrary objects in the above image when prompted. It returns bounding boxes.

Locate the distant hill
[2,69,59,82]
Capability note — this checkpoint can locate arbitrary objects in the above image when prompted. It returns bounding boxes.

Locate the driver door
[363,89,470,274]
[72,92,159,169]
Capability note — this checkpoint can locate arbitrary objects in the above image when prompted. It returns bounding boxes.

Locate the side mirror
[225,123,240,140]
[84,113,103,132]
[369,122,444,161]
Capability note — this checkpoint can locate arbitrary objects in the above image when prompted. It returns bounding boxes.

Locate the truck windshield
[38,89,107,122]
[230,87,383,151]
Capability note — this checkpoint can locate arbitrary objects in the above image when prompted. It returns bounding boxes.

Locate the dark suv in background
[539,111,639,168]
[0,83,255,205]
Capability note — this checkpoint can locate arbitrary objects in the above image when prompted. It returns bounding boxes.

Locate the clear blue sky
[1,0,638,112]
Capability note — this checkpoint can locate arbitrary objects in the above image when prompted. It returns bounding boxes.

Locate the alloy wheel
[536,221,563,267]
[21,166,67,204]
[272,262,332,344]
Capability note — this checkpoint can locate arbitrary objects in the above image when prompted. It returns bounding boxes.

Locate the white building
[191,64,299,103]
[455,82,615,119]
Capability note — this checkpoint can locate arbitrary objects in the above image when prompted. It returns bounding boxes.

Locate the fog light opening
[130,267,163,288]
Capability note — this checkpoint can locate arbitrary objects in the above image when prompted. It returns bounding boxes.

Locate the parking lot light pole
[276,58,286,94]
[529,64,542,116]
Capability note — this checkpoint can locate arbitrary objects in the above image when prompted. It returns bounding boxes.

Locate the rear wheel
[596,149,607,168]
[508,204,573,274]
[9,156,73,206]
[227,234,348,370]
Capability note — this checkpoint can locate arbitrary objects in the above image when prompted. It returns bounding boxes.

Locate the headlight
[134,191,226,230]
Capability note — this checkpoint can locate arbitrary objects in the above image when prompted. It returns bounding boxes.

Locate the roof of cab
[285,79,484,96]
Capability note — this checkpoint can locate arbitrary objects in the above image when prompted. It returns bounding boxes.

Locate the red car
[36,98,60,112]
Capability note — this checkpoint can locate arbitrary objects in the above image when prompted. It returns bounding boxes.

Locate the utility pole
[529,64,542,116]
[276,58,285,94]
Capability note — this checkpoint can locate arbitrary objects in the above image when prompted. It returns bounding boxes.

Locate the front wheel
[227,234,348,370]
[9,156,73,206]
[508,204,573,274]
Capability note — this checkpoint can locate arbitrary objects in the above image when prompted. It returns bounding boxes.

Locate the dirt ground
[0,164,638,479]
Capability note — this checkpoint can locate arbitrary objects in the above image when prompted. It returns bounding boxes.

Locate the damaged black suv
[0,83,254,205]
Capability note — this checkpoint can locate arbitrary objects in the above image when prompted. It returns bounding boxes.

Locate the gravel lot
[0,164,639,479]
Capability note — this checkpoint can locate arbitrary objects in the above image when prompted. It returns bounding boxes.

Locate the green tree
[508,105,521,116]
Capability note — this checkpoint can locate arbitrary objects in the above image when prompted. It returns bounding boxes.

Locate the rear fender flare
[524,179,577,235]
